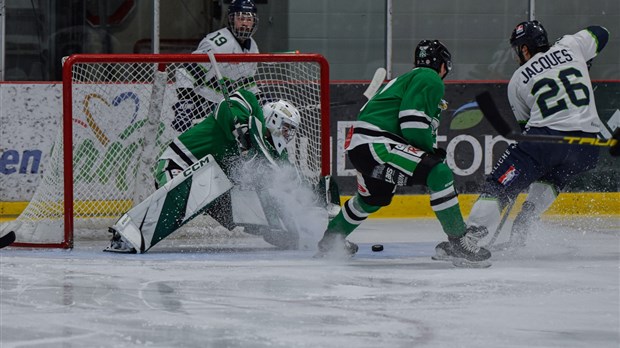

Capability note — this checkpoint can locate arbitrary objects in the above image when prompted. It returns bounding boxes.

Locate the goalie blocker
[106,154,233,253]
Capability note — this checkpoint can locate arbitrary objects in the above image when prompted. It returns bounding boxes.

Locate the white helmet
[263,100,301,154]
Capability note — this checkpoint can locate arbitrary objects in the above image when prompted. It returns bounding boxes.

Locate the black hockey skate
[314,232,358,259]
[103,227,137,254]
[433,226,491,268]
[431,241,453,261]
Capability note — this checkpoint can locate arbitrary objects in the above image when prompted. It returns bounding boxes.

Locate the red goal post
[5,53,330,249]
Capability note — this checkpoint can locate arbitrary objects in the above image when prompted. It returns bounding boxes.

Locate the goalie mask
[228,0,258,40]
[263,100,301,154]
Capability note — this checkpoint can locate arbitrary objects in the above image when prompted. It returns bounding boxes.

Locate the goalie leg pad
[155,159,183,189]
[231,187,269,226]
[110,154,233,253]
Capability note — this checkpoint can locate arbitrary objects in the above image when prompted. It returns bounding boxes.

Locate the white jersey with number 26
[507,29,605,133]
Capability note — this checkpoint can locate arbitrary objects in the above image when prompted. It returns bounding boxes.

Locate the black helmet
[414,40,452,77]
[510,20,550,64]
[227,0,258,40]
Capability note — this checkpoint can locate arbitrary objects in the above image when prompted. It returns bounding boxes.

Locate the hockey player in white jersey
[172,0,260,131]
[436,21,610,256]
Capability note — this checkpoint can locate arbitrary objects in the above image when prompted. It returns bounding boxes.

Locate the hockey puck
[371,244,384,252]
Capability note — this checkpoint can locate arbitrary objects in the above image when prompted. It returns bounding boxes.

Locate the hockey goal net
[5,53,330,248]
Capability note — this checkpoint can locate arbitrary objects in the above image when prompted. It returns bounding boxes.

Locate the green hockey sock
[427,163,466,237]
[433,206,466,237]
[326,195,381,237]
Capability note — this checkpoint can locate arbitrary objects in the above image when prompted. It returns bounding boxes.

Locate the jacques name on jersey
[507,27,609,134]
[519,49,574,84]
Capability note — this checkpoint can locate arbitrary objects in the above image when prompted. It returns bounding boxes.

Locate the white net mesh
[4,54,328,247]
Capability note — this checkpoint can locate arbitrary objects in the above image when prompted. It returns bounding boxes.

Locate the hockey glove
[433,147,447,160]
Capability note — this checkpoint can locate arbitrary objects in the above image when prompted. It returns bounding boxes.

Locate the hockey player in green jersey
[315,40,492,267]
[106,88,302,253]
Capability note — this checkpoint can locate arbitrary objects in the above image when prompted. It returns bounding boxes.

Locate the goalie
[105,88,305,253]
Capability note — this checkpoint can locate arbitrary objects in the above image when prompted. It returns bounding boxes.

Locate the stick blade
[363,67,386,99]
[0,231,16,249]
[475,91,515,137]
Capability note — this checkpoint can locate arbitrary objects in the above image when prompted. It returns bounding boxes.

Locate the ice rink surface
[0,217,618,348]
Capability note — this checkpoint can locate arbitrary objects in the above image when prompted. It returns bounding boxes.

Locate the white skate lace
[461,233,480,253]
[461,227,487,253]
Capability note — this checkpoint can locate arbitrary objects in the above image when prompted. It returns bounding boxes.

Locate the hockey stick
[364,67,387,100]
[0,231,16,249]
[484,199,516,249]
[298,68,386,111]
[475,91,618,148]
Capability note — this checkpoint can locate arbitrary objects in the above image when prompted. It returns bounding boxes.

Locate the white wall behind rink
[1,82,317,203]
[0,84,62,201]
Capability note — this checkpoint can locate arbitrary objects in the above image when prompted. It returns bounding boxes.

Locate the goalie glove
[172,88,211,132]
[172,99,197,132]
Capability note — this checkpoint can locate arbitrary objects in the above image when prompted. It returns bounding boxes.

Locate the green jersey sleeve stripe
[399,115,431,129]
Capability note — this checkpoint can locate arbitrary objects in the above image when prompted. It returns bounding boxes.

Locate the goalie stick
[0,231,16,249]
[475,91,618,148]
[207,52,279,168]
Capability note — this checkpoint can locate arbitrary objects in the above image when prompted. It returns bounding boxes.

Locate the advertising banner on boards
[1,82,618,202]
[329,82,619,195]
